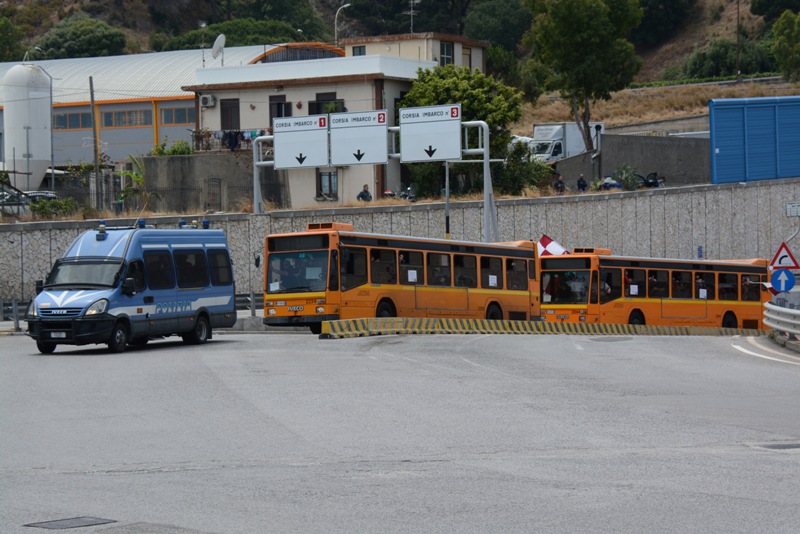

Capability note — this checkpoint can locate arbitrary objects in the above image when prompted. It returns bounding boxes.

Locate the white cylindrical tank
[2,63,52,191]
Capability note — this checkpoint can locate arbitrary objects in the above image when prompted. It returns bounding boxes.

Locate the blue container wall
[710,96,800,184]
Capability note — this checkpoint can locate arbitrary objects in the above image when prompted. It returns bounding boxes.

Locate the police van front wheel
[108,322,128,353]
[36,341,56,354]
[183,315,210,345]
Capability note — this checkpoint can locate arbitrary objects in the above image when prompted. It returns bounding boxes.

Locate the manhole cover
[24,517,116,530]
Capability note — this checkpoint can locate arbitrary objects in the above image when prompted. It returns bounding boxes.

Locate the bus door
[661,270,707,319]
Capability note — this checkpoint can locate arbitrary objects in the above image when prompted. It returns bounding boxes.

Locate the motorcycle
[383,186,417,202]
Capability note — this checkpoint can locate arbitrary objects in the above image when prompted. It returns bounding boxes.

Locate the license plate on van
[50,332,66,339]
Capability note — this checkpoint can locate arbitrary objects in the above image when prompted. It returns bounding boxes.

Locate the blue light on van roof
[96,220,107,240]
[202,219,210,229]
[179,220,186,228]
[137,218,145,228]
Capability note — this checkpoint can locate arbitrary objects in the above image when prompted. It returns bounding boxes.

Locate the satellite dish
[211,34,226,60]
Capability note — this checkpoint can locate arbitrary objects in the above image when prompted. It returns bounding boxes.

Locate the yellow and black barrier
[319,318,767,339]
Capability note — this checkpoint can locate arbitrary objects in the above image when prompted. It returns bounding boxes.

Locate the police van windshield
[45,258,124,288]
[267,251,328,293]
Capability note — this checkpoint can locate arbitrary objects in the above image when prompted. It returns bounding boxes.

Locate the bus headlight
[265,300,274,306]
[267,308,277,316]
[85,299,108,316]
[579,316,587,322]
[316,306,325,313]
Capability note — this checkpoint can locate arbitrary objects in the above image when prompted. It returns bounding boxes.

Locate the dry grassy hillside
[513,0,800,133]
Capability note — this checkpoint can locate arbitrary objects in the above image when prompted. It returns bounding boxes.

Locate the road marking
[731,343,800,366]
[746,336,800,361]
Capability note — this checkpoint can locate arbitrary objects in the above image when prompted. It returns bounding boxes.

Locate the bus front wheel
[376,300,396,318]
[486,303,503,321]
[722,312,738,328]
[309,323,322,335]
[628,310,645,326]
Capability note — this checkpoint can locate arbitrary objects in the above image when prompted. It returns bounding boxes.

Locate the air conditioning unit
[200,95,216,107]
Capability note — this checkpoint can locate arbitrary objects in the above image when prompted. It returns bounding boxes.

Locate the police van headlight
[26,301,38,318]
[85,299,109,316]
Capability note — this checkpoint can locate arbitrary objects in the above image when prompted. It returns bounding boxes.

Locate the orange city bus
[538,248,770,329]
[262,222,540,334]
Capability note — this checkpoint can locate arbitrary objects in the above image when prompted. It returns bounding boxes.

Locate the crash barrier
[763,301,800,337]
[319,317,767,339]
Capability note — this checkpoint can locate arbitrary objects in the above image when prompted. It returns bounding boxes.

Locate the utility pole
[736,0,741,81]
[90,76,101,209]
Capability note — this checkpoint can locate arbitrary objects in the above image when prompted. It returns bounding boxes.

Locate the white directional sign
[399,104,461,163]
[273,115,329,169]
[330,110,389,166]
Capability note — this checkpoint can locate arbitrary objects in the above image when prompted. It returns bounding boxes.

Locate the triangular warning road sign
[769,242,800,270]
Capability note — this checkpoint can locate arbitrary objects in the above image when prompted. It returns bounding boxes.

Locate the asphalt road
[1,332,799,533]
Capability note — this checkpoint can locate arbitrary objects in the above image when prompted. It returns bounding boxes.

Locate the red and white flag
[537,234,570,256]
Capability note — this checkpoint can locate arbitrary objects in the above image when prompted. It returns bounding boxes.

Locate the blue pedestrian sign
[771,269,795,293]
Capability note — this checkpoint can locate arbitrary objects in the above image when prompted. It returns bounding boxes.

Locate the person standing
[356,184,372,201]
[554,176,565,195]
[577,174,587,193]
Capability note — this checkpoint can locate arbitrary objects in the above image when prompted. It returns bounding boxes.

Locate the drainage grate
[24,517,116,530]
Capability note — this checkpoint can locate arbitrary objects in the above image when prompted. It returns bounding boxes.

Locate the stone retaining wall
[2,178,798,302]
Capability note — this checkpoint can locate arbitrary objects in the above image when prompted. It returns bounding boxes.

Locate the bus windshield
[267,250,328,293]
[542,270,591,304]
[45,258,124,289]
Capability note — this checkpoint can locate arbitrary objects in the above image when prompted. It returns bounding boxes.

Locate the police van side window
[144,251,175,290]
[208,249,233,286]
[175,250,210,288]
[126,259,146,291]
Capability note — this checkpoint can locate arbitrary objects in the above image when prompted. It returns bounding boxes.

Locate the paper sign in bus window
[630,285,639,296]
[408,270,417,282]
[489,275,497,287]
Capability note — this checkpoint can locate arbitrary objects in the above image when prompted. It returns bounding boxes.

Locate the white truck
[528,122,605,163]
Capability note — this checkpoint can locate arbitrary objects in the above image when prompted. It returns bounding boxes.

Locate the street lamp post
[335,3,351,47]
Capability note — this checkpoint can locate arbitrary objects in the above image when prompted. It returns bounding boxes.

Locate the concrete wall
[2,177,799,303]
[555,134,711,186]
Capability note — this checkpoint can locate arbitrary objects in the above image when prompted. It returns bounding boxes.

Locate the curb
[319,318,768,339]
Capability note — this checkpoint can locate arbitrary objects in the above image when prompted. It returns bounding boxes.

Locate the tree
[772,9,800,81]
[464,0,532,51]
[683,36,776,78]
[161,19,302,50]
[0,17,26,62]
[399,65,523,196]
[231,0,329,41]
[35,12,126,59]
[631,0,695,49]
[751,0,800,22]
[529,0,642,151]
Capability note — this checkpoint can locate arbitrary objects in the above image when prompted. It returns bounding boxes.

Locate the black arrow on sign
[424,145,437,158]
[353,149,365,161]
[296,153,307,164]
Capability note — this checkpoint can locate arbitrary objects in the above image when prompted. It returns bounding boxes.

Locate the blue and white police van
[26,220,237,354]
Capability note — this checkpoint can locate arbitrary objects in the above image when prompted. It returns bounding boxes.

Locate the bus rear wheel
[628,310,645,326]
[486,303,503,321]
[376,300,396,318]
[722,312,738,328]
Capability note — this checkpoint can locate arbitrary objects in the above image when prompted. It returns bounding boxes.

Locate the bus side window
[454,254,477,288]
[648,269,669,297]
[400,250,423,285]
[600,268,621,301]
[144,250,175,290]
[329,250,339,291]
[506,258,527,290]
[719,273,738,300]
[428,252,451,286]
[370,249,397,284]
[175,250,209,288]
[742,274,760,301]
[626,268,646,298]
[696,272,714,299]
[341,247,367,290]
[480,256,503,289]
[672,271,692,298]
